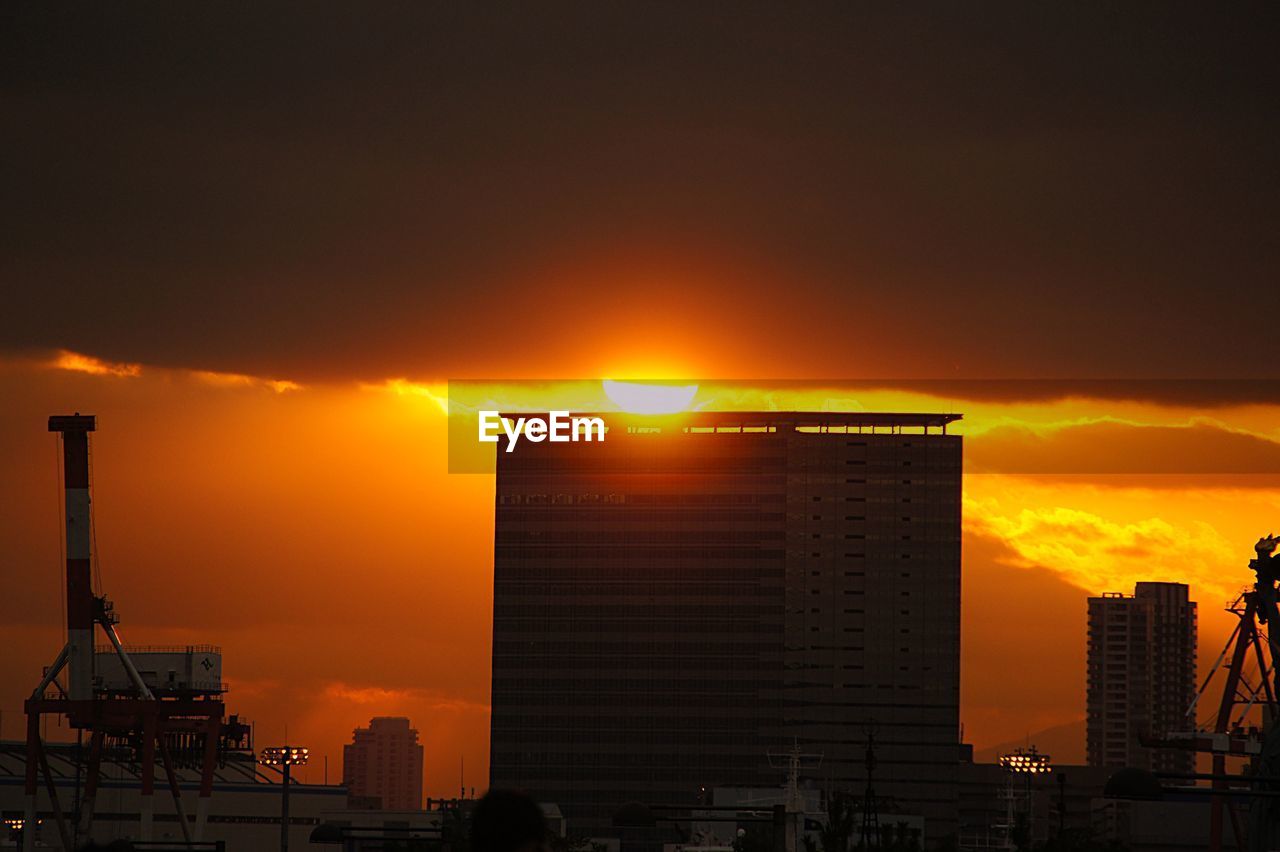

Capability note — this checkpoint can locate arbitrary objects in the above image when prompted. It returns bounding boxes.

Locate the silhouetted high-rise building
[1087,582,1197,773]
[342,717,424,810]
[489,412,963,840]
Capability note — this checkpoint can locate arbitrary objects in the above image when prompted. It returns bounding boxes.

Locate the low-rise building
[0,739,347,850]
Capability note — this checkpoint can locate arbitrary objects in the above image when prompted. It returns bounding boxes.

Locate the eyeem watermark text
[478,411,606,452]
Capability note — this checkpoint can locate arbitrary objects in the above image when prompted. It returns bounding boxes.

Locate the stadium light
[261,746,310,852]
[999,747,1052,774]
[260,746,310,766]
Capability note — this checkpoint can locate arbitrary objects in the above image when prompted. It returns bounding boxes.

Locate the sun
[602,379,699,414]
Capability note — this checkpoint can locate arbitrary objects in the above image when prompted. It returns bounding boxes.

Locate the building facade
[342,717,425,810]
[1087,582,1197,773]
[489,412,963,841]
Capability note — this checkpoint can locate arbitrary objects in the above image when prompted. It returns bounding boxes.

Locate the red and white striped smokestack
[49,414,97,702]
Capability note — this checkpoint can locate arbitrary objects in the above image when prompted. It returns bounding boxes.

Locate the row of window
[498,492,789,506]
[496,545,788,559]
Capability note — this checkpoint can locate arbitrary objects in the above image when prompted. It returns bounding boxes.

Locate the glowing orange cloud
[363,379,450,414]
[47,349,301,392]
[51,349,142,377]
[965,488,1240,603]
[192,370,301,394]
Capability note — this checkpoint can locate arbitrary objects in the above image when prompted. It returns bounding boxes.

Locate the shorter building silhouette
[343,717,425,810]
[1087,582,1197,773]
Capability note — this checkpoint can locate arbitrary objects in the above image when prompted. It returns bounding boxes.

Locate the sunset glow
[4,354,1277,785]
[6,10,1274,842]
[602,379,699,414]
[51,349,142,378]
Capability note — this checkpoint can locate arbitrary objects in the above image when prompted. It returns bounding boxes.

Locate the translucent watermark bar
[445,379,1280,476]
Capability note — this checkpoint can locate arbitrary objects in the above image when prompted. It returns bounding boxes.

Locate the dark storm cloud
[3,3,1277,382]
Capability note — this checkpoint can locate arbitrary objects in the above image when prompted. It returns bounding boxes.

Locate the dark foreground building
[489,412,963,842]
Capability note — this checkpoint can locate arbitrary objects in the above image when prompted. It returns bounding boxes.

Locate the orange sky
[2,352,1279,794]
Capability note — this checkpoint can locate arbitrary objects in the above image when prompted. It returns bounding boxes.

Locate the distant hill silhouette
[973,718,1086,765]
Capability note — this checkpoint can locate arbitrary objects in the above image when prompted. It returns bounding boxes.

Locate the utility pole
[282,760,291,852]
[1057,772,1066,837]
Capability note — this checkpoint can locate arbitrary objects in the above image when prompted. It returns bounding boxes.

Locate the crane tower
[23,415,245,851]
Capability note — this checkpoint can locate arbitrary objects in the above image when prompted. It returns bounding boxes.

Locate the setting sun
[602,379,699,414]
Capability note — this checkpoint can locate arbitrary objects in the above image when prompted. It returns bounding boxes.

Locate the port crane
[23,415,245,851]
[1148,535,1280,852]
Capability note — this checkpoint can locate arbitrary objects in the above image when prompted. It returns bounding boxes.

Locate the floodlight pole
[281,759,291,852]
[262,746,307,852]
[998,747,1051,849]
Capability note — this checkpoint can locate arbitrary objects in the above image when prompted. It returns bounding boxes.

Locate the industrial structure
[1,740,346,850]
[996,747,1052,848]
[489,411,963,842]
[1127,536,1280,852]
[19,415,246,850]
[1086,535,1280,852]
[956,752,1111,851]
